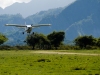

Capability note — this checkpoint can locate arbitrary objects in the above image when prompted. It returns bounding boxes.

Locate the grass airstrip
[0,50,100,75]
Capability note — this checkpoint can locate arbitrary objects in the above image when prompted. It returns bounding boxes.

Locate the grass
[0,50,100,75]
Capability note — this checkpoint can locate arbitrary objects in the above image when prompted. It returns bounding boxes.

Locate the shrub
[14,45,32,50]
[0,45,11,50]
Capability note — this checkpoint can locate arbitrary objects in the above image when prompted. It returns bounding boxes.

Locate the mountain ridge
[0,0,100,45]
[0,0,72,18]
[39,0,100,40]
[0,7,64,45]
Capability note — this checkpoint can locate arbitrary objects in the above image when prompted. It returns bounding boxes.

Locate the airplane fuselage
[26,27,32,33]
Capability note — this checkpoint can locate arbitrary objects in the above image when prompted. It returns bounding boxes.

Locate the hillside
[0,0,71,18]
[39,0,100,40]
[0,0,100,45]
[25,7,64,24]
[0,8,64,45]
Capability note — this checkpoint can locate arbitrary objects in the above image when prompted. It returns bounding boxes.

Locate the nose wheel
[32,32,34,34]
[22,32,24,34]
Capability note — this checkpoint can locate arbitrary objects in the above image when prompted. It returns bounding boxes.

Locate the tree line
[0,31,100,50]
[26,31,65,50]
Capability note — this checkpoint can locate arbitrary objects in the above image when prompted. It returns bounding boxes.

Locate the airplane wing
[5,24,27,27]
[32,24,51,27]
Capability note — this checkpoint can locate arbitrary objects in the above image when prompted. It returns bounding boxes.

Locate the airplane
[5,23,51,34]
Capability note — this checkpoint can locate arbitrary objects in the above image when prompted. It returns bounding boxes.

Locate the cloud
[0,0,31,9]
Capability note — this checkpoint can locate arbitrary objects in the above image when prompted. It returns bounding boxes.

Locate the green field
[0,50,100,75]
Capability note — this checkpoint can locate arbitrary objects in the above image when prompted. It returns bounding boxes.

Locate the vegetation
[26,31,65,50]
[47,31,65,50]
[1,31,100,50]
[26,33,50,50]
[0,32,100,75]
[0,33,8,45]
[0,50,99,75]
[74,35,100,50]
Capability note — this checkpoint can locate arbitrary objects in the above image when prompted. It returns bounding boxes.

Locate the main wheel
[22,32,24,34]
[32,32,34,34]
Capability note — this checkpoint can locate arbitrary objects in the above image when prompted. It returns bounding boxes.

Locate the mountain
[1,0,100,45]
[0,14,24,32]
[0,0,69,18]
[25,7,64,24]
[39,0,100,40]
[0,7,64,32]
[0,2,31,18]
[0,7,64,45]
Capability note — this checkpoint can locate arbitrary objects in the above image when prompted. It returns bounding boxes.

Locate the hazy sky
[0,0,31,9]
[0,0,76,17]
[0,0,76,9]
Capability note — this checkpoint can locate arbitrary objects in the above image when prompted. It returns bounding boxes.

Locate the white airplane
[5,23,51,34]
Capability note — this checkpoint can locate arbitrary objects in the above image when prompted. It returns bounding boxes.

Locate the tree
[37,34,50,49]
[26,31,65,50]
[0,33,8,45]
[26,33,50,50]
[26,33,39,49]
[47,31,65,49]
[96,38,100,47]
[74,35,96,49]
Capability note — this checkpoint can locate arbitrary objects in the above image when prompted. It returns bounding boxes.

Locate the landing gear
[32,32,34,34]
[24,40,26,42]
[22,32,24,34]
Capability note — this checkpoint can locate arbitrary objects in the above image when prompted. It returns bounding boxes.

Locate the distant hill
[0,0,68,18]
[0,7,64,45]
[39,0,100,40]
[25,7,64,24]
[0,0,100,45]
[0,2,31,18]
